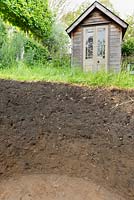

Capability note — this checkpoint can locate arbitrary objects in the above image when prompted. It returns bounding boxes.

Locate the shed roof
[66,1,128,37]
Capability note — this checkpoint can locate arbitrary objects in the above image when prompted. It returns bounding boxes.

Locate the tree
[0,0,53,40]
[124,15,134,39]
[0,19,50,67]
[61,0,118,26]
[49,0,71,20]
[99,0,119,14]
[122,14,134,56]
[62,0,91,26]
[99,0,113,10]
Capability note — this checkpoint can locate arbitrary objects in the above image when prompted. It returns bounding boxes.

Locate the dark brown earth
[0,79,134,199]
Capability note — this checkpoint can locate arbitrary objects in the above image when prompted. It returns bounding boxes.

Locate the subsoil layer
[0,174,125,200]
[0,79,134,199]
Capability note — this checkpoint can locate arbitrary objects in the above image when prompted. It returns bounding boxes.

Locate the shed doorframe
[83,25,109,72]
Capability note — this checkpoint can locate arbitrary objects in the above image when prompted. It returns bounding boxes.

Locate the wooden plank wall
[109,23,122,72]
[71,9,122,72]
[71,26,83,67]
[82,9,110,25]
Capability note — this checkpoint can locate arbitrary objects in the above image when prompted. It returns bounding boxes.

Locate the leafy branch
[0,0,53,40]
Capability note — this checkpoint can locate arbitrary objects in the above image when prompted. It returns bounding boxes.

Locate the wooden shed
[66,1,128,72]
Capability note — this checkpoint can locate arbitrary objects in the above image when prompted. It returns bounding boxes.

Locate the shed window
[85,29,93,59]
[97,28,105,58]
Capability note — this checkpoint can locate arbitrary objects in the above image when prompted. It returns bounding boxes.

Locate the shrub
[24,38,49,65]
[122,38,134,56]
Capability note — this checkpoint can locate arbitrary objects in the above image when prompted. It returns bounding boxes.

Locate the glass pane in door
[85,29,93,59]
[97,28,105,58]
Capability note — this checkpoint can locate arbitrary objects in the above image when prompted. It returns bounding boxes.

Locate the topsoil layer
[0,79,134,199]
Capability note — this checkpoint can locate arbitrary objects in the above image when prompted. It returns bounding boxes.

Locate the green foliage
[40,18,70,67]
[0,64,134,88]
[122,55,134,70]
[0,19,50,67]
[122,15,134,56]
[46,21,69,59]
[122,38,134,56]
[0,18,69,68]
[0,1,70,66]
[0,0,53,40]
[0,20,16,68]
[0,41,16,68]
[99,0,117,14]
[0,18,7,47]
[49,0,72,20]
[0,30,26,68]
[61,0,118,26]
[24,38,49,65]
[62,0,91,26]
[124,15,134,39]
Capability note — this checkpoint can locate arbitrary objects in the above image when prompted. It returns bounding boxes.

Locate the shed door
[83,25,108,72]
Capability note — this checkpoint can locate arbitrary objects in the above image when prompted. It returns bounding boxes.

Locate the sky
[72,0,134,18]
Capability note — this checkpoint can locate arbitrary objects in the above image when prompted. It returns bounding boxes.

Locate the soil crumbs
[0,80,134,199]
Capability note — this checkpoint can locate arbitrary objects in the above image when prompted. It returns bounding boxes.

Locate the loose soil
[0,79,134,199]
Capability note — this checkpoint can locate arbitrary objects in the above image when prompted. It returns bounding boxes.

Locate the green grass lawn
[0,63,134,88]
